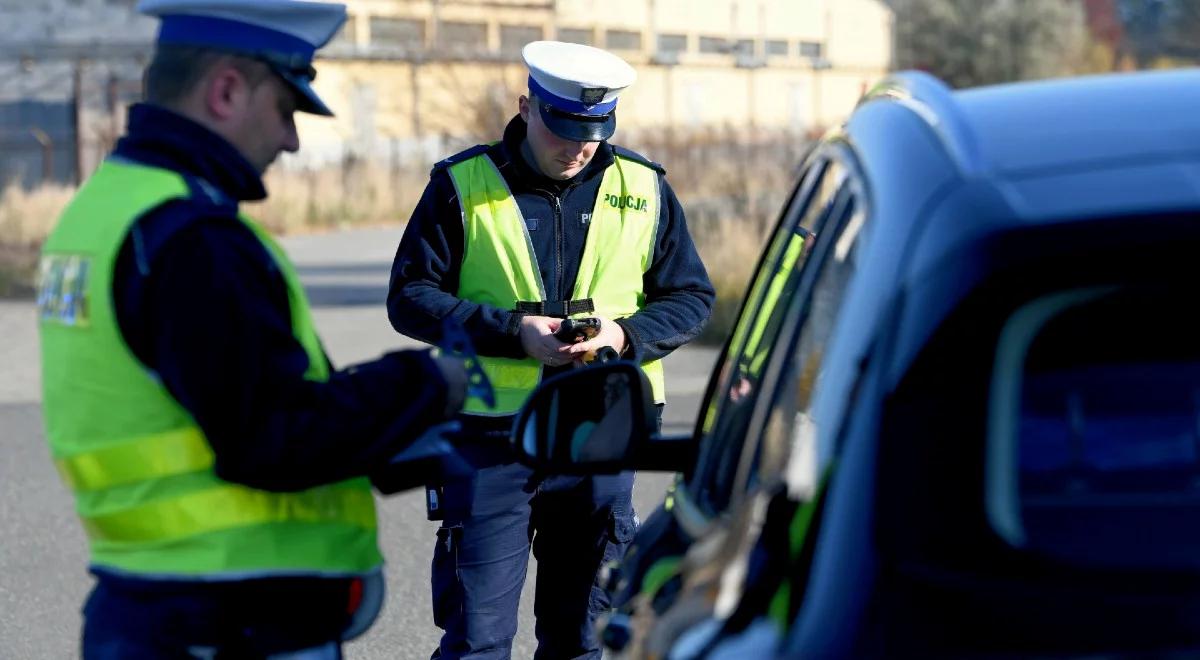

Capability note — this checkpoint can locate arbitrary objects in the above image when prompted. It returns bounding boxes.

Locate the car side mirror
[512,361,657,473]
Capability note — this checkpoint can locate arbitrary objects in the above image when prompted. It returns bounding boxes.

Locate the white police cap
[137,0,347,116]
[522,40,637,142]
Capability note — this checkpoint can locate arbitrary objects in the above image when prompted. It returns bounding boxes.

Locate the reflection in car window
[758,190,868,502]
[688,159,848,517]
[988,286,1200,569]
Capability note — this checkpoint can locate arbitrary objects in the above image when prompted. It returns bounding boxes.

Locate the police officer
[388,41,715,659]
[36,1,469,657]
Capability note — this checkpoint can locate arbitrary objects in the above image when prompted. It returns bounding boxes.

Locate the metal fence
[0,100,77,188]
[0,53,145,190]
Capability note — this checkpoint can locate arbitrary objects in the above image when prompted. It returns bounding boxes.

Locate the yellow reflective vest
[38,160,381,577]
[447,151,666,415]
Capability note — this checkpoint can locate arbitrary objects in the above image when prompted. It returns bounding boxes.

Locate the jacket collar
[113,103,268,202]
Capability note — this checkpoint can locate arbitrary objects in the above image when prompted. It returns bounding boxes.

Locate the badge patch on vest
[37,254,91,327]
[603,194,649,212]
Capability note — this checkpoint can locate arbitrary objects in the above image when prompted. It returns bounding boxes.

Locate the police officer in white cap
[389,41,714,658]
[37,1,472,657]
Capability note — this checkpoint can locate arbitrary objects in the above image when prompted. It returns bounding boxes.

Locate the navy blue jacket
[388,116,714,423]
[109,104,456,493]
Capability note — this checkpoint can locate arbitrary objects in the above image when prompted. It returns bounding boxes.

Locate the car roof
[842,68,1200,290]
[955,68,1200,177]
[865,68,1200,179]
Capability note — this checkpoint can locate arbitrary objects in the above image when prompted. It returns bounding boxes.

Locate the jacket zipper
[552,194,564,302]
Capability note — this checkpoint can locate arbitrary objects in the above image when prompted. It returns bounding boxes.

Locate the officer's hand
[519,315,574,367]
[562,316,627,366]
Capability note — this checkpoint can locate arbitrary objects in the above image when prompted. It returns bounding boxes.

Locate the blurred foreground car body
[514,68,1200,658]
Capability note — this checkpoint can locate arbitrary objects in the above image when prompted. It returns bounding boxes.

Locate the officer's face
[519,95,599,180]
[209,64,300,174]
[236,74,301,173]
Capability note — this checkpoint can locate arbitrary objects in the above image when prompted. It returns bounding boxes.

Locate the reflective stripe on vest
[38,160,381,577]
[700,229,806,436]
[740,231,806,378]
[449,153,666,415]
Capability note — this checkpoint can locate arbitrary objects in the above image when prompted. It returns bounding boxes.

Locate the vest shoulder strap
[610,145,666,175]
[134,173,243,266]
[430,144,494,175]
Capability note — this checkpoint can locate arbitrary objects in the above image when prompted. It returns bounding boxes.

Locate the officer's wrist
[614,319,636,359]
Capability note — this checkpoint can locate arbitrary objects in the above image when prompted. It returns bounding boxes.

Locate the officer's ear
[518,94,531,123]
[204,57,261,122]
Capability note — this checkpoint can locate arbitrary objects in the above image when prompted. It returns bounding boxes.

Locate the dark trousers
[429,456,637,660]
[81,572,380,659]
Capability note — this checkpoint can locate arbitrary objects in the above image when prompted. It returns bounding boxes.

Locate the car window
[686,156,849,517]
[986,285,1200,570]
[755,187,868,502]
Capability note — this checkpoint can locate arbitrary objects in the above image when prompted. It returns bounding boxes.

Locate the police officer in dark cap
[389,41,714,658]
[36,1,470,657]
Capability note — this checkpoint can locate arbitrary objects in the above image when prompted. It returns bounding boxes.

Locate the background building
[0,0,893,184]
[310,0,893,163]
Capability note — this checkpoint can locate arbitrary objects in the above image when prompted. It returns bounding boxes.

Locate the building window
[330,17,355,46]
[658,33,688,53]
[439,20,488,50]
[699,36,730,54]
[766,39,790,57]
[606,29,642,51]
[370,16,424,49]
[799,41,823,58]
[734,39,754,56]
[559,27,592,45]
[501,24,544,54]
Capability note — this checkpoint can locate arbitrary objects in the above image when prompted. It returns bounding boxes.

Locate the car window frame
[740,180,867,501]
[678,142,865,523]
[728,142,873,624]
[682,159,832,519]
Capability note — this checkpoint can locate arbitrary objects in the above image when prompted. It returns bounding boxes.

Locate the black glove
[369,421,475,495]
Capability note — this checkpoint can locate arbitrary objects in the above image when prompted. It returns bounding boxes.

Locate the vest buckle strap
[514,299,595,318]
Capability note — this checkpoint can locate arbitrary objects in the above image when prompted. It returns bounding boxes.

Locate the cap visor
[275,68,334,117]
[538,104,615,142]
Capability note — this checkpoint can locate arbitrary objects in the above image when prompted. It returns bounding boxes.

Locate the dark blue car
[512,68,1200,658]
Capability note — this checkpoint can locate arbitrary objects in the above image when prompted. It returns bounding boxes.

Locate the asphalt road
[0,226,721,659]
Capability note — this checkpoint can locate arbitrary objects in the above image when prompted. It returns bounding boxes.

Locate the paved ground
[0,227,720,659]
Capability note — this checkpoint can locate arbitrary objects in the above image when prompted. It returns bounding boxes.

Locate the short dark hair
[143,46,272,107]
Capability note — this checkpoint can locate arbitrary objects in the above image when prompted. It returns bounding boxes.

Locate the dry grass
[690,213,771,344]
[0,182,75,297]
[0,130,810,344]
[247,158,428,233]
[0,182,74,245]
[627,127,813,343]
